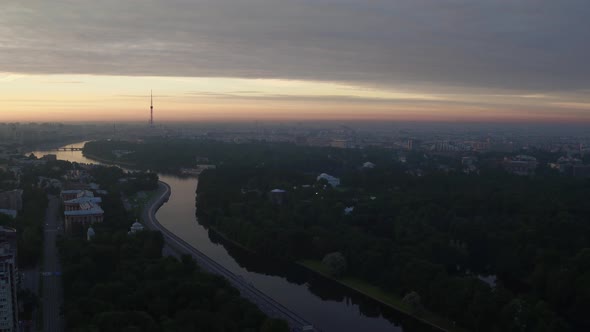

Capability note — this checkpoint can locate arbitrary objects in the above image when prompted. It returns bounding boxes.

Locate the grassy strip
[190,222,466,332]
[299,259,468,332]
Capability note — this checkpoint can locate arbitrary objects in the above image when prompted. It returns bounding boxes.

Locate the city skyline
[1,1,589,122]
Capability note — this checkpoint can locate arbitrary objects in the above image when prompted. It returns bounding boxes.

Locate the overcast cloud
[1,0,589,93]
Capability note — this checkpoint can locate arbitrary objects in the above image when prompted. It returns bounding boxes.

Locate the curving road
[141,182,318,332]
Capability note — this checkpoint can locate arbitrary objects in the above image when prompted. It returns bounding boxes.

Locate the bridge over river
[143,181,318,332]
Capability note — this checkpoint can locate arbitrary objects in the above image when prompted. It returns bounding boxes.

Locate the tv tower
[149,90,154,127]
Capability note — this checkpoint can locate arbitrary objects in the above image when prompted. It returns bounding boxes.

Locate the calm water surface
[30,142,438,332]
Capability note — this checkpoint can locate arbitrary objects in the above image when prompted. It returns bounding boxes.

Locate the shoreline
[83,152,189,178]
[208,225,256,254]
[24,137,90,154]
[197,214,453,332]
[36,142,452,331]
[141,181,316,331]
[82,152,138,168]
[77,147,457,332]
[202,226,453,332]
[297,261,461,332]
[141,181,172,233]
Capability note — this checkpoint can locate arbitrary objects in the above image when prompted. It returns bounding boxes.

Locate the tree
[260,318,289,332]
[322,252,347,277]
[402,291,424,315]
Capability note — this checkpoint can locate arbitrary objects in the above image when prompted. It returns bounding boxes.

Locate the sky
[1,0,590,123]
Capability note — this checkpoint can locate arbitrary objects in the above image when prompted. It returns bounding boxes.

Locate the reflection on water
[155,174,436,332]
[30,142,441,332]
[30,141,98,165]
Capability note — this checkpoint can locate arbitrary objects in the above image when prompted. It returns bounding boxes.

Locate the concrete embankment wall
[143,181,316,332]
[152,182,171,211]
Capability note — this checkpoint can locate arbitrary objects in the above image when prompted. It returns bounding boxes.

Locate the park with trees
[84,139,590,331]
[58,164,288,332]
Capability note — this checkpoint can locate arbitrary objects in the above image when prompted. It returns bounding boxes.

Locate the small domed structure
[269,189,287,205]
[129,220,145,234]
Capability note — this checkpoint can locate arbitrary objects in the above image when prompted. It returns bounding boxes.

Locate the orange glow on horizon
[1,73,589,123]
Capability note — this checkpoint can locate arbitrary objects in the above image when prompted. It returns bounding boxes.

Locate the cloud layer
[1,0,589,93]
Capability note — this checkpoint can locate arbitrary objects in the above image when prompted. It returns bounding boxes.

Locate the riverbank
[298,260,466,332]
[83,152,195,178]
[36,141,461,331]
[199,224,459,332]
[196,200,457,331]
[141,182,317,331]
[141,181,171,232]
[24,137,89,153]
[176,172,458,332]
[208,226,256,253]
[82,152,138,168]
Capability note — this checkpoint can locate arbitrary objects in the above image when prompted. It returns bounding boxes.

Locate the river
[30,141,438,332]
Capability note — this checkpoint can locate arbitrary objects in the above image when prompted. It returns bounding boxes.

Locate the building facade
[503,155,538,176]
[0,191,22,212]
[0,227,17,332]
[62,190,104,235]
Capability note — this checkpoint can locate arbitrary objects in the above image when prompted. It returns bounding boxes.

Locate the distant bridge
[52,147,83,151]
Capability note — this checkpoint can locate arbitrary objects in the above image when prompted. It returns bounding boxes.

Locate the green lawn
[299,259,410,311]
[299,259,467,332]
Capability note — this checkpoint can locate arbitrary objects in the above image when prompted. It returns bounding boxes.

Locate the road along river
[30,142,441,332]
[143,182,315,331]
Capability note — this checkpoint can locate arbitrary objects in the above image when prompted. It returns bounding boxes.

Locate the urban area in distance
[1,1,590,332]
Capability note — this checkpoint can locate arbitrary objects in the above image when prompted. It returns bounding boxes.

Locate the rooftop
[65,196,102,205]
[64,206,104,216]
[0,209,17,219]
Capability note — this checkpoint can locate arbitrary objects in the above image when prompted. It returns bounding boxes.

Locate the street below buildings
[41,195,63,332]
